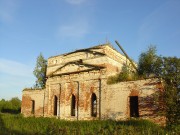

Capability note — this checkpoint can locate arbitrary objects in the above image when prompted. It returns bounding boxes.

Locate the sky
[0,0,180,100]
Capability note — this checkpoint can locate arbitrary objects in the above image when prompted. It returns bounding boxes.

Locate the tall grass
[0,113,179,135]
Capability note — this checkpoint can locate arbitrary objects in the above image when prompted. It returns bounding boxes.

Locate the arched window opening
[54,95,58,116]
[31,100,35,114]
[91,93,97,117]
[71,94,76,116]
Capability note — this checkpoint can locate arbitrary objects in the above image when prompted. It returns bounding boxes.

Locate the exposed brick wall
[45,71,102,120]
[21,89,44,117]
[104,78,165,125]
[21,44,165,125]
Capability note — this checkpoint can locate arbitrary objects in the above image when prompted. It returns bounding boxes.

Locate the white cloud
[0,75,34,99]
[65,0,87,5]
[0,0,19,23]
[0,58,35,100]
[0,58,33,77]
[58,20,89,38]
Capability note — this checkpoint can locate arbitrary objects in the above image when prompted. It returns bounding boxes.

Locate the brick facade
[21,44,165,124]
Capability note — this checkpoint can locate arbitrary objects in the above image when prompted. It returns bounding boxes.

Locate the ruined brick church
[21,43,164,124]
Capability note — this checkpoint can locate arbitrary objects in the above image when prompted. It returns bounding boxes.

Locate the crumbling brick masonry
[21,44,165,124]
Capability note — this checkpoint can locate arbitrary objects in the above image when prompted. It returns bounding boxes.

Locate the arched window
[54,95,58,116]
[91,93,97,117]
[71,94,76,116]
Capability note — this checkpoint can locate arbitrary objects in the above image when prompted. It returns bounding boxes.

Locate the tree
[160,57,180,126]
[138,47,180,126]
[0,99,5,112]
[33,53,47,89]
[10,97,21,111]
[138,45,160,77]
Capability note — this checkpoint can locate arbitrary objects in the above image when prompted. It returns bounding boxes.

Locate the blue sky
[0,0,180,100]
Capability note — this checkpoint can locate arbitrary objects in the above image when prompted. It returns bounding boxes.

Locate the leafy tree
[33,53,47,89]
[0,99,5,112]
[138,46,180,126]
[138,46,160,77]
[160,57,180,126]
[10,97,21,111]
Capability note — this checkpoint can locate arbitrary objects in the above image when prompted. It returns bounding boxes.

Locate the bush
[107,64,141,84]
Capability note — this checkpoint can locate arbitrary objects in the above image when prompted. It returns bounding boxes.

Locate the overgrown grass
[0,113,179,135]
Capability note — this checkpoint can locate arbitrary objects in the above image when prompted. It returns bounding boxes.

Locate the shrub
[107,64,141,84]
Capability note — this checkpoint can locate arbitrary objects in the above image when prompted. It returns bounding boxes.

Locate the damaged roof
[49,43,123,59]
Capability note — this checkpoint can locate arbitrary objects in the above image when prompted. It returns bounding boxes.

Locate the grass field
[0,113,179,135]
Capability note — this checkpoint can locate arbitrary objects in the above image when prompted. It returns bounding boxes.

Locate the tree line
[0,97,21,114]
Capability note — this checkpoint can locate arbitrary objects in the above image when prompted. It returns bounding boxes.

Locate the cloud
[58,20,89,38]
[0,73,35,100]
[0,58,35,100]
[0,0,19,23]
[0,58,33,77]
[65,0,87,5]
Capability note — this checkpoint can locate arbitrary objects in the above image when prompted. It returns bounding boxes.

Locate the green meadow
[0,113,179,135]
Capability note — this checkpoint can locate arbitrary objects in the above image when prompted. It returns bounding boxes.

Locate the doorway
[71,94,76,116]
[130,96,139,117]
[31,100,35,114]
[54,96,58,116]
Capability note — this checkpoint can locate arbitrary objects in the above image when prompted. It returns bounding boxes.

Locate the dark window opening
[54,96,58,116]
[79,59,83,63]
[71,94,76,116]
[91,93,97,117]
[31,100,35,114]
[130,96,139,117]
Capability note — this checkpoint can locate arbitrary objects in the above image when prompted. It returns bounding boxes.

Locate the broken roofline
[47,67,104,77]
[48,43,125,59]
[47,60,106,77]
